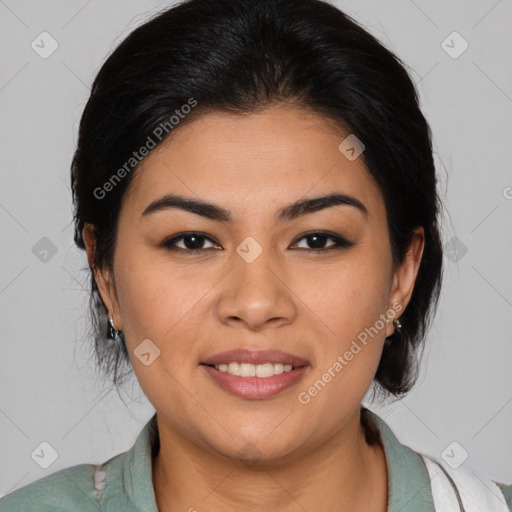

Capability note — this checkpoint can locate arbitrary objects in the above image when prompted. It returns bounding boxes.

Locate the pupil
[309,235,327,248]
[185,236,203,249]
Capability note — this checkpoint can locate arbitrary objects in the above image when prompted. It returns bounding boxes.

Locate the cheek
[293,246,392,395]
[293,264,390,427]
[296,252,391,341]
[112,251,210,410]
[113,247,211,354]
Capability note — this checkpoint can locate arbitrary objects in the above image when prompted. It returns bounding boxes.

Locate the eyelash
[160,231,355,254]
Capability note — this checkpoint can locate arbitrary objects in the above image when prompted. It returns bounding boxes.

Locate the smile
[210,362,295,377]
[200,363,309,399]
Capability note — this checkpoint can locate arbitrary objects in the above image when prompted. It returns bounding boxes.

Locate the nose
[216,246,297,331]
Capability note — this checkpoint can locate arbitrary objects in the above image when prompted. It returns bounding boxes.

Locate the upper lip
[201,349,309,367]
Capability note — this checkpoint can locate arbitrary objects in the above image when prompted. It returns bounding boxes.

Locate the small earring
[393,317,402,334]
[107,315,120,339]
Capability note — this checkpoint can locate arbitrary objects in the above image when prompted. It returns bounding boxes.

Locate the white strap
[421,454,509,512]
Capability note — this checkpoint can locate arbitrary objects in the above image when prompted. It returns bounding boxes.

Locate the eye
[161,232,221,252]
[291,231,355,252]
[160,231,355,254]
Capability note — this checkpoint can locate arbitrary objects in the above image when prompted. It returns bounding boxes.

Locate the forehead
[122,104,385,222]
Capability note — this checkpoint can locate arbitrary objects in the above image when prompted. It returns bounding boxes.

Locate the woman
[1,0,510,510]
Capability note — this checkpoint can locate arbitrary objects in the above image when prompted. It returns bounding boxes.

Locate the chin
[202,424,307,467]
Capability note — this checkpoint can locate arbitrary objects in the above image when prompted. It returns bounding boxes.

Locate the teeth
[214,362,295,377]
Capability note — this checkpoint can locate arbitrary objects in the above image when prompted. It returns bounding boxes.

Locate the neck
[152,407,388,512]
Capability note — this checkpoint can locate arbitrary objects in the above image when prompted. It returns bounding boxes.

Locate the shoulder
[0,453,125,512]
[0,417,157,512]
[496,482,512,511]
[0,462,102,511]
[420,453,512,512]
[362,407,512,512]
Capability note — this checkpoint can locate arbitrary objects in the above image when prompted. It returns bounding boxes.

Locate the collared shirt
[1,408,510,511]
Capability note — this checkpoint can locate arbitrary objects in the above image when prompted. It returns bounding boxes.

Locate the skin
[83,103,424,512]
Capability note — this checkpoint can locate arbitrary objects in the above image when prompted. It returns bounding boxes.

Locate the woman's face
[87,103,423,462]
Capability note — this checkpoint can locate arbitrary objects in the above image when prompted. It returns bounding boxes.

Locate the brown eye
[161,232,221,252]
[292,232,355,252]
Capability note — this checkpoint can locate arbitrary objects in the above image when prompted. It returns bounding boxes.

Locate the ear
[82,223,122,330]
[385,226,425,337]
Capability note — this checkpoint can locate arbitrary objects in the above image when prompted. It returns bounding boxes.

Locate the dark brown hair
[71,0,443,400]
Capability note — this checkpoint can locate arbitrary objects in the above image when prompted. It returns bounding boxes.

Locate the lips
[200,349,310,399]
[200,349,309,368]
[201,364,309,399]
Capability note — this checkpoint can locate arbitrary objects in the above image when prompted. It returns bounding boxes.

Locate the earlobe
[82,223,122,330]
[83,223,96,269]
[387,226,425,327]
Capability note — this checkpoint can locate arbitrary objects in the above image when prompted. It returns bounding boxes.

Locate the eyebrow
[141,192,368,223]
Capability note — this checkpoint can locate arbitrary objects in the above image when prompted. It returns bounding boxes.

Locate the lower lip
[201,364,309,399]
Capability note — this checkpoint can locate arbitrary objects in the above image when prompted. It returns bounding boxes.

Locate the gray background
[1,0,511,497]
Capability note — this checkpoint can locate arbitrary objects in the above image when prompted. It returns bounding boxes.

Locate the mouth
[200,362,306,377]
[200,349,310,399]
